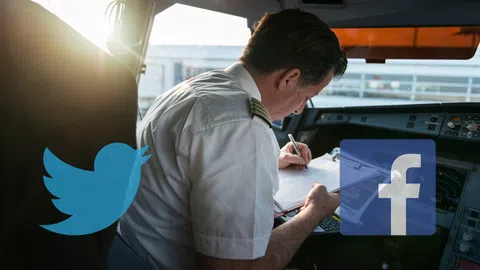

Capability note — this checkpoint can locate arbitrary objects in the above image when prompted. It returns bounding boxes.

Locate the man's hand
[196,183,339,270]
[299,183,340,223]
[278,142,312,169]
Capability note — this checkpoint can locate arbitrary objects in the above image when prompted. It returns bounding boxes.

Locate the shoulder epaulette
[249,97,272,128]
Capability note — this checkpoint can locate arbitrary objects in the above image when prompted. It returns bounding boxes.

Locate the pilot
[118,9,347,270]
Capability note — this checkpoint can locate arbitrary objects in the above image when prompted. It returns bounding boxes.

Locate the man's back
[118,64,280,270]
[118,8,346,270]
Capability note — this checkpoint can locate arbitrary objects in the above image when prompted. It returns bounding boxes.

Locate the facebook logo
[339,139,436,236]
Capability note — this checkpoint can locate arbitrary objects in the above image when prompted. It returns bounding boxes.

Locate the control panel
[309,110,480,140]
[454,208,480,257]
[315,112,349,125]
[440,114,480,141]
[436,166,468,213]
[348,113,445,135]
[440,171,480,270]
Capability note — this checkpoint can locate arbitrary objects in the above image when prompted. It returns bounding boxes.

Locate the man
[118,8,347,270]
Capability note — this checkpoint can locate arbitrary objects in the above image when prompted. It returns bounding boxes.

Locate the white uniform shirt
[118,62,280,270]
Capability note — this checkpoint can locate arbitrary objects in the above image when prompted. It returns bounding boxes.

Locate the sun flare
[32,0,113,51]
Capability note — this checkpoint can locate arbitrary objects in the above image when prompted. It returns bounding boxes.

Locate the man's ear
[278,68,301,91]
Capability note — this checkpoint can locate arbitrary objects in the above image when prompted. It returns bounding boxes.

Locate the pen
[288,134,308,170]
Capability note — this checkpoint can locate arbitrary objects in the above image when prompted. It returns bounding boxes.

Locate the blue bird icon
[40,143,151,235]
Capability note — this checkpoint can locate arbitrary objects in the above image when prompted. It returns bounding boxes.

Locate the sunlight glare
[32,0,112,52]
[30,1,252,50]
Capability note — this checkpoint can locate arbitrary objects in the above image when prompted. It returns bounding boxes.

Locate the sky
[149,4,251,46]
[32,0,251,50]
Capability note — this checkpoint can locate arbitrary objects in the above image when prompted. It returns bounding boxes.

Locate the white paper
[274,153,340,212]
[273,153,380,213]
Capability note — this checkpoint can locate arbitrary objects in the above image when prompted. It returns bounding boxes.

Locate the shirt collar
[225,62,262,101]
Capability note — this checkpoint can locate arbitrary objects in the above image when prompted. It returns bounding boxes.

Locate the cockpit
[2,0,480,269]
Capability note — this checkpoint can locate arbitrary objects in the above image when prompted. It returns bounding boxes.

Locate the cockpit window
[314,48,480,108]
[31,1,479,113]
[138,4,250,118]
[139,5,479,114]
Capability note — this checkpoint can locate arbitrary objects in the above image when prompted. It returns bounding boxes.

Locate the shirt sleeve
[185,118,279,260]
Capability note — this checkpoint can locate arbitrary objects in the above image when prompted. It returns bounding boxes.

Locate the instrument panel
[312,112,480,142]
[441,114,480,141]
[274,104,480,270]
[441,171,480,270]
[436,166,468,213]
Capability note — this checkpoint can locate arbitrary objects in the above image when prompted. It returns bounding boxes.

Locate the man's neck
[243,64,285,121]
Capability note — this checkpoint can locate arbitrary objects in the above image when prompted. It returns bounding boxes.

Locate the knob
[466,123,478,131]
[447,122,456,129]
[463,231,474,241]
[459,242,470,252]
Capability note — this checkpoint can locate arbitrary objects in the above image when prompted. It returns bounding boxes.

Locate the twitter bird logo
[40,143,151,235]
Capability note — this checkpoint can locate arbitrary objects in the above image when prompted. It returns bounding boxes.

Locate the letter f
[378,154,421,235]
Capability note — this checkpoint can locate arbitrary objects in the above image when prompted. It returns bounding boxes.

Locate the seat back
[1,0,138,269]
[107,233,150,270]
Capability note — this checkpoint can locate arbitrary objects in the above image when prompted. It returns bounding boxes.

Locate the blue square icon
[339,139,436,236]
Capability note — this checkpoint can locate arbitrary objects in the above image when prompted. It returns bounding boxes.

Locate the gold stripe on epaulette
[249,97,272,128]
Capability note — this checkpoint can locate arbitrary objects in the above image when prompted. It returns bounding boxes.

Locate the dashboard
[436,166,468,213]
[301,111,479,142]
[272,102,480,270]
[313,112,479,141]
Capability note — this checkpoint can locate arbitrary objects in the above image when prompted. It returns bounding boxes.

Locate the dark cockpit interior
[2,0,480,269]
[274,103,480,269]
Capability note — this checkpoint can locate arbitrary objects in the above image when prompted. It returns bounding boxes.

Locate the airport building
[138,45,480,116]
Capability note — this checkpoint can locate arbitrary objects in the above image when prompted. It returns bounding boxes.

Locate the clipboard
[328,147,392,225]
[273,147,384,216]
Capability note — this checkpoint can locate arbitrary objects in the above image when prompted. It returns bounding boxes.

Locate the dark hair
[239,9,347,86]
